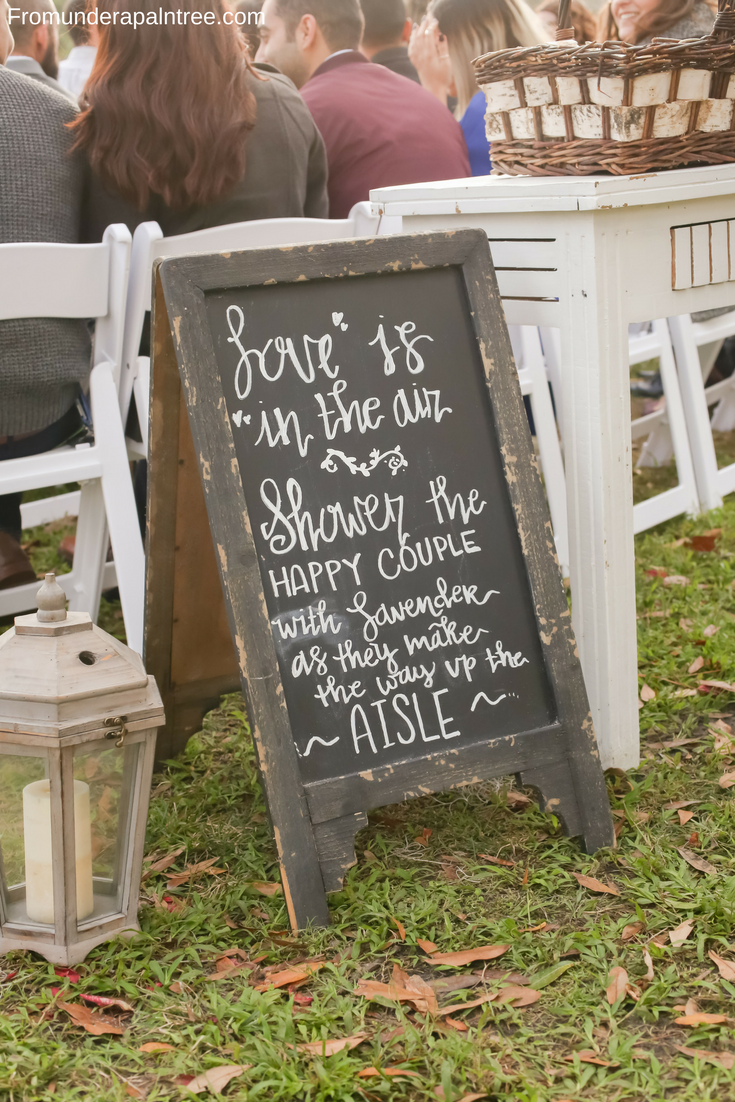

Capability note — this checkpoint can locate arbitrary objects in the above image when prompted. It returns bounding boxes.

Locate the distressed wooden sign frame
[150,229,613,930]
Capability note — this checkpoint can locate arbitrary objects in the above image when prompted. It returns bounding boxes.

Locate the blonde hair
[429,0,550,115]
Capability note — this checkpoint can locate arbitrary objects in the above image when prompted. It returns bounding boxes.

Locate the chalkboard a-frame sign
[153,229,613,930]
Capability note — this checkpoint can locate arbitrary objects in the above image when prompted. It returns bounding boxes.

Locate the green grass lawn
[5,499,735,1100]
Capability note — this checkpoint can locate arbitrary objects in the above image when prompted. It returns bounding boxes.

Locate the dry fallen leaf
[143,845,186,879]
[424,945,510,967]
[417,939,438,954]
[675,1013,731,1026]
[167,857,222,889]
[664,575,690,587]
[389,916,406,941]
[669,920,694,947]
[708,950,735,981]
[414,828,432,847]
[59,1001,125,1036]
[640,684,656,702]
[622,920,645,941]
[642,948,654,983]
[704,625,720,637]
[250,882,281,896]
[572,873,620,896]
[505,790,532,809]
[719,772,735,789]
[392,965,439,1015]
[699,680,735,693]
[255,963,322,993]
[679,618,694,631]
[494,985,541,1007]
[689,533,720,553]
[677,847,717,874]
[442,1015,469,1032]
[565,1051,620,1068]
[79,993,134,1014]
[296,1033,367,1057]
[478,854,515,867]
[688,656,705,675]
[678,809,695,826]
[139,1042,175,1053]
[356,1066,421,1079]
[676,1045,735,1069]
[606,967,628,1005]
[185,1064,250,1094]
[663,800,699,810]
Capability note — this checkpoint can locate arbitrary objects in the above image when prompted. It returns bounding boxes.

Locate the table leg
[559,223,640,771]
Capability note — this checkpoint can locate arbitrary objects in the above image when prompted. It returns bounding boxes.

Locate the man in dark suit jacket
[360,0,419,83]
[6,0,75,100]
[0,0,88,587]
[257,0,469,218]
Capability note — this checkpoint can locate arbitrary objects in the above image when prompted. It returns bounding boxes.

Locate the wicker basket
[473,0,735,175]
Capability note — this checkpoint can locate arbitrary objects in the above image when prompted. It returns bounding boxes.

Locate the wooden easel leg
[313,812,369,893]
[517,756,613,854]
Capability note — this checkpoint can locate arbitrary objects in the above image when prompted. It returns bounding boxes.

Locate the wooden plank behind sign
[150,230,613,929]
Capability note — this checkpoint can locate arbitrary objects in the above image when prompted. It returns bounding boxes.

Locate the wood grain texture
[146,268,239,762]
[313,812,368,892]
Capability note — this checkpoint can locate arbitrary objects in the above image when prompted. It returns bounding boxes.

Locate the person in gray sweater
[0,0,90,588]
[6,0,76,100]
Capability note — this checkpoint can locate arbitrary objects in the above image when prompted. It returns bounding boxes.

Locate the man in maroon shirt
[256,0,470,218]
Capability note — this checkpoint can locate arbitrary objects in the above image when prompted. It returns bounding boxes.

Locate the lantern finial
[36,572,67,623]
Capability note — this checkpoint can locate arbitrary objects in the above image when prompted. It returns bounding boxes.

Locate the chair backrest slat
[120,205,386,424]
[0,242,110,321]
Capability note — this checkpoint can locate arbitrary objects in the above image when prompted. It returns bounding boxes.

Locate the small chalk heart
[232,410,243,427]
[341,322,348,331]
[243,414,251,425]
[332,312,344,326]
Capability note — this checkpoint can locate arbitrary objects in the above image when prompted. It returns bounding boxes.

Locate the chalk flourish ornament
[321,446,408,477]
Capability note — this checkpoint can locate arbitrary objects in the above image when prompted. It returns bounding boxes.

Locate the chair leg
[711,382,735,432]
[669,315,723,512]
[89,361,145,655]
[521,327,569,577]
[637,418,674,467]
[66,478,107,620]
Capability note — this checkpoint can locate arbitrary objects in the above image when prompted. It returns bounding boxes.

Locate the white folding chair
[509,326,569,576]
[533,319,699,549]
[120,202,390,451]
[669,308,735,510]
[0,225,145,653]
[628,319,699,532]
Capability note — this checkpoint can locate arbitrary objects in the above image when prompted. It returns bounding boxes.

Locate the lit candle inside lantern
[22,779,94,924]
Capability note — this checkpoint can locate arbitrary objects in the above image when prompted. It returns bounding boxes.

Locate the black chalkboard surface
[155,230,613,930]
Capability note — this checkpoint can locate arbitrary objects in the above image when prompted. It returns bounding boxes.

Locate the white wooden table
[371,165,735,771]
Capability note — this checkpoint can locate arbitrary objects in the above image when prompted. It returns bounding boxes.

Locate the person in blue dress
[408,0,549,176]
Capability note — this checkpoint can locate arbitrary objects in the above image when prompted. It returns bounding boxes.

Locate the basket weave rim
[474,33,735,82]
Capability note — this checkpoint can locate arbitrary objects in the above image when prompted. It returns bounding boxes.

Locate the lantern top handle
[36,573,67,624]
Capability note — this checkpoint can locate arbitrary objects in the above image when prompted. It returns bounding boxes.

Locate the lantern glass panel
[0,747,53,929]
[72,740,140,926]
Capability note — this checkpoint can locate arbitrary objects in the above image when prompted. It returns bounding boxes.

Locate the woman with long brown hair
[75,0,328,240]
[597,0,716,44]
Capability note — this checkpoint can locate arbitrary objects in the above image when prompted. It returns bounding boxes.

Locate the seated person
[257,0,470,218]
[360,0,420,82]
[58,0,99,98]
[76,0,328,240]
[0,0,89,588]
[6,0,75,99]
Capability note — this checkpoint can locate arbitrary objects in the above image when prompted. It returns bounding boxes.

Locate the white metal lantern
[0,574,164,964]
